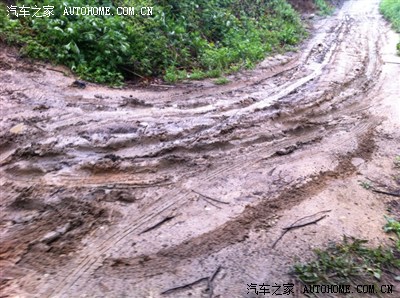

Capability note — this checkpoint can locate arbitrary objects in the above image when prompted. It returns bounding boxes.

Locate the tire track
[0,0,390,296]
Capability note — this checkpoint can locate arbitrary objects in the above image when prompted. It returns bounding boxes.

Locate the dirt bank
[0,0,399,297]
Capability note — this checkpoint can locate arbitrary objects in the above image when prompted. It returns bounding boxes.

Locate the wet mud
[1,0,399,297]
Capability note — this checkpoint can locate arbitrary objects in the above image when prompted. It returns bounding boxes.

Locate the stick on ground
[372,188,400,197]
[139,216,174,235]
[272,210,331,249]
[192,190,229,205]
[161,277,208,295]
[161,266,222,297]
[206,265,222,298]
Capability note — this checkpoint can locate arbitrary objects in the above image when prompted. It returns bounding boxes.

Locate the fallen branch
[206,266,222,298]
[161,266,222,296]
[272,210,331,249]
[139,216,174,235]
[161,277,208,295]
[192,190,229,205]
[372,189,400,197]
[283,215,328,231]
[201,197,222,209]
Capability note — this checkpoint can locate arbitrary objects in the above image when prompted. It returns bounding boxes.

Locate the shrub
[0,0,306,84]
[380,0,400,55]
[314,0,333,16]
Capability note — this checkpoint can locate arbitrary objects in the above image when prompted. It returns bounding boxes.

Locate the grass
[380,0,400,55]
[314,0,334,16]
[360,181,372,190]
[384,217,400,250]
[295,154,400,288]
[394,156,400,168]
[213,77,230,85]
[293,218,400,289]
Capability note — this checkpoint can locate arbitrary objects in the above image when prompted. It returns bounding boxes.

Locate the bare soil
[1,0,399,297]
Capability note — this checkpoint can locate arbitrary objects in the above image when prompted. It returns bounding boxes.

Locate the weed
[360,181,372,190]
[188,70,207,80]
[314,0,334,16]
[294,237,400,286]
[293,218,400,288]
[380,0,400,55]
[394,156,400,168]
[164,67,188,84]
[384,217,400,250]
[213,77,230,85]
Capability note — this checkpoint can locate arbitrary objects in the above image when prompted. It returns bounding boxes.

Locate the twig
[209,265,221,283]
[142,125,149,136]
[49,187,64,197]
[272,210,331,249]
[192,190,229,205]
[23,118,47,132]
[161,277,208,295]
[272,215,327,248]
[46,67,67,74]
[282,215,327,231]
[200,197,222,209]
[372,188,400,197]
[139,216,174,235]
[271,230,288,249]
[268,166,277,176]
[286,210,331,228]
[100,182,173,189]
[206,266,222,298]
[161,266,222,297]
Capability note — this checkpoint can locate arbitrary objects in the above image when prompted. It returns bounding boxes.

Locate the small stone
[10,123,26,134]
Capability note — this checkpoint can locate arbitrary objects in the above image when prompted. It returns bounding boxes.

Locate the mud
[1,0,400,297]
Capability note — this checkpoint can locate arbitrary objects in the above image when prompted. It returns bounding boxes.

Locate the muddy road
[1,0,399,297]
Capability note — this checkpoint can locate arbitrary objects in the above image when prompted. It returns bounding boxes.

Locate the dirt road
[1,0,399,297]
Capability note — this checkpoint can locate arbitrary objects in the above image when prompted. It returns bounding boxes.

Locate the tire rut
[0,0,394,296]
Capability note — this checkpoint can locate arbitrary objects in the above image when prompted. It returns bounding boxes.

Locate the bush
[0,0,306,84]
[380,0,400,55]
[314,0,333,15]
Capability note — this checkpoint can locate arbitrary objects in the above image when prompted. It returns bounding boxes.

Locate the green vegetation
[394,155,400,168]
[294,218,400,287]
[314,0,333,16]
[359,181,372,190]
[384,217,400,250]
[0,0,306,85]
[213,77,230,85]
[380,0,400,55]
